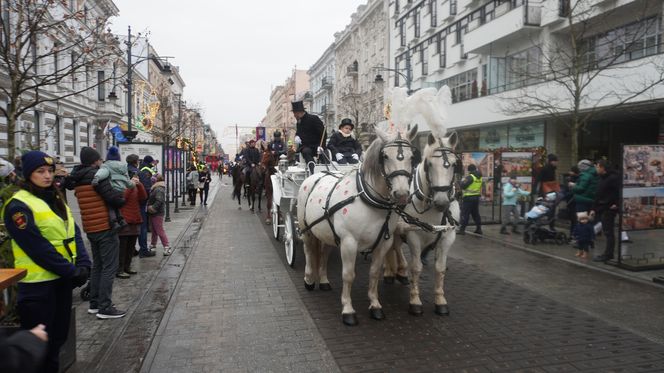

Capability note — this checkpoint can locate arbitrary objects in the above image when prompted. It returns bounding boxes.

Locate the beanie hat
[21,151,55,179]
[0,157,15,178]
[468,164,477,172]
[547,154,558,162]
[80,146,101,166]
[143,155,155,164]
[577,159,593,172]
[106,146,121,161]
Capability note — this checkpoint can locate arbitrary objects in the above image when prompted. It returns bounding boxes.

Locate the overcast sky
[110,0,366,137]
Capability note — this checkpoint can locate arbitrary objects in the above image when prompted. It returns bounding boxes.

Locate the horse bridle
[378,135,418,191]
[413,146,460,212]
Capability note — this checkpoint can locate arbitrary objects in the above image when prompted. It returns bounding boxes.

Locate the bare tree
[500,0,664,163]
[0,0,121,159]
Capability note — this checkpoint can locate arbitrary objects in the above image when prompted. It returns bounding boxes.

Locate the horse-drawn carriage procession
[233,87,464,326]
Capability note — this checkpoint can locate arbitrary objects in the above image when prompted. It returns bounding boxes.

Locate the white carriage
[270,156,359,267]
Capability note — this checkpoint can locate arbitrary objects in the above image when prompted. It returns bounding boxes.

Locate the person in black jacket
[327,118,362,164]
[591,159,620,262]
[268,131,287,158]
[240,139,260,183]
[0,324,48,373]
[137,155,156,257]
[293,100,326,173]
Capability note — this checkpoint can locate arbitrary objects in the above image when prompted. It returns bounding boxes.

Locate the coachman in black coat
[292,101,326,172]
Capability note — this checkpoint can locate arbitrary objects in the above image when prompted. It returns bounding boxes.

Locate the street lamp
[124,26,174,142]
[373,53,412,95]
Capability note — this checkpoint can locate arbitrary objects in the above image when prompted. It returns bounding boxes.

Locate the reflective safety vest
[141,166,156,175]
[464,174,482,197]
[7,190,76,283]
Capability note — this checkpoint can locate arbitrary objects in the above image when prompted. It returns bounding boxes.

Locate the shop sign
[479,126,508,150]
[508,123,544,148]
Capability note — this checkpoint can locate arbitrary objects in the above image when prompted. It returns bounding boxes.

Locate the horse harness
[409,145,462,257]
[300,137,422,258]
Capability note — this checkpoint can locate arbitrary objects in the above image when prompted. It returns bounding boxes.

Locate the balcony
[321,77,333,90]
[464,2,542,54]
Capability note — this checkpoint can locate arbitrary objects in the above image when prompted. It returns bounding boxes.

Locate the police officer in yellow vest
[458,164,483,235]
[3,151,91,373]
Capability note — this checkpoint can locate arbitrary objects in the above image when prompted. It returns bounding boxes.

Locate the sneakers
[139,250,156,258]
[87,307,99,314]
[116,272,130,279]
[96,306,127,319]
[163,246,173,256]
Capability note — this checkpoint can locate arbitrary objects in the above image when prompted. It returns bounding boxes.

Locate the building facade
[308,43,337,134]
[334,0,389,147]
[389,0,664,168]
[264,69,310,141]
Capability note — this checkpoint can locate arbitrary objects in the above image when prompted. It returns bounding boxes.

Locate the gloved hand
[71,267,89,288]
[336,153,344,161]
[294,136,302,145]
[317,146,324,154]
[352,153,359,161]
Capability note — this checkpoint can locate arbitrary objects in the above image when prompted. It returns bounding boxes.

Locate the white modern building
[308,43,337,134]
[389,0,664,165]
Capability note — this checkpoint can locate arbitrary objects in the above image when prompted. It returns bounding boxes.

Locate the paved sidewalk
[66,176,222,373]
[141,183,339,373]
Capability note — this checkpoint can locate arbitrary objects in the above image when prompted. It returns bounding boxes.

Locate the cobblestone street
[88,182,664,372]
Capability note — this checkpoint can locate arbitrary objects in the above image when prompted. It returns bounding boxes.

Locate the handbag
[147,205,157,215]
[542,180,561,193]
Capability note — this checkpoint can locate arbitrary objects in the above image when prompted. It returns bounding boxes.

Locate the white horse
[297,125,418,326]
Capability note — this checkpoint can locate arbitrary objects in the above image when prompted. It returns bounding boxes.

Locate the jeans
[501,204,519,230]
[150,215,170,247]
[460,196,482,231]
[17,278,72,373]
[138,205,149,254]
[199,187,209,204]
[87,230,119,311]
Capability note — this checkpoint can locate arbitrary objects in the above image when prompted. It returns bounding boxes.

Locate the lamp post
[373,52,412,95]
[124,26,173,142]
[173,94,182,213]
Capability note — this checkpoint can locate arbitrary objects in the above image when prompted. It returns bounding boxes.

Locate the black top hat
[273,130,282,138]
[339,118,354,130]
[291,101,305,112]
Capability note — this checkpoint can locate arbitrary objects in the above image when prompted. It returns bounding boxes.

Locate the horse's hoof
[383,276,395,284]
[342,313,358,326]
[369,307,385,320]
[409,304,424,316]
[304,281,315,291]
[396,274,410,285]
[319,283,332,291]
[434,304,450,316]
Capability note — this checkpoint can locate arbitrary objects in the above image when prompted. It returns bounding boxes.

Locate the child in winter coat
[573,212,595,259]
[92,146,134,229]
[147,174,171,255]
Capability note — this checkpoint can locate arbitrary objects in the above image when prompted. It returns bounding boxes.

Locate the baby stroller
[523,192,568,245]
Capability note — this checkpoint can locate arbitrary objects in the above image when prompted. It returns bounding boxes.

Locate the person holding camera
[3,151,91,373]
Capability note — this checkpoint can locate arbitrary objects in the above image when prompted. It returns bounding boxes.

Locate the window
[395,0,400,15]
[441,68,477,103]
[450,0,457,16]
[73,120,79,155]
[53,48,59,77]
[430,0,437,27]
[71,52,78,89]
[421,47,429,76]
[97,71,105,101]
[414,9,420,38]
[487,46,541,94]
[395,59,401,86]
[438,36,446,68]
[399,21,406,46]
[34,110,40,149]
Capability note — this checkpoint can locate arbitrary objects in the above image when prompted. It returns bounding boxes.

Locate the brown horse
[261,150,277,224]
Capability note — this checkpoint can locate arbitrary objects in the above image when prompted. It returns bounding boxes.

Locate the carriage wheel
[271,200,280,240]
[284,212,297,267]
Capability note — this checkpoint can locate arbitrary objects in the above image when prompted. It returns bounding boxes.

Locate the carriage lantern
[278,154,288,173]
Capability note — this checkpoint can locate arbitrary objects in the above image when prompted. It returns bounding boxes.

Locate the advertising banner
[461,152,494,201]
[500,152,534,193]
[508,123,544,148]
[117,143,163,175]
[479,126,508,150]
[620,144,664,271]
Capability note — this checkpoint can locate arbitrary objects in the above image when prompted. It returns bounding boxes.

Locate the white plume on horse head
[388,86,451,140]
